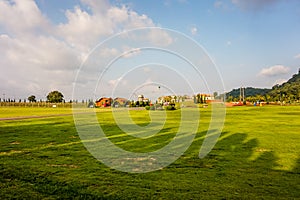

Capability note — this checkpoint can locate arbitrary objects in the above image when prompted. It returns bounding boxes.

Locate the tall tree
[47,91,64,103]
[28,95,36,102]
[213,92,218,99]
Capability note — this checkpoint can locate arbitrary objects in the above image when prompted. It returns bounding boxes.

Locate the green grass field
[0,106,299,199]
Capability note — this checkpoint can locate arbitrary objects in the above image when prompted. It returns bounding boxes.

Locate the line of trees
[193,94,207,104]
[0,91,64,104]
[226,91,300,104]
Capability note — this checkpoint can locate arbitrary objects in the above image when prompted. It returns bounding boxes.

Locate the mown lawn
[0,106,299,199]
[0,107,73,118]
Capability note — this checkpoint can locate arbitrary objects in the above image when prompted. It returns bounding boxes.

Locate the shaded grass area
[0,106,299,199]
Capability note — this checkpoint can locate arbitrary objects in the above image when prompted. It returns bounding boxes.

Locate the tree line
[0,91,64,103]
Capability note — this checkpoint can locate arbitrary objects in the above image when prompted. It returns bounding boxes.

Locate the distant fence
[0,102,88,108]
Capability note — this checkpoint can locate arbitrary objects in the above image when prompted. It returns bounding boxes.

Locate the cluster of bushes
[129,101,150,107]
[165,105,176,110]
[145,106,154,110]
[145,103,177,111]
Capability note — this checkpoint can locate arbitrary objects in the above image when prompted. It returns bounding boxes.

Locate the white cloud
[294,54,300,59]
[57,1,158,52]
[190,26,198,35]
[273,78,287,85]
[164,0,171,7]
[214,1,224,8]
[0,0,51,35]
[108,79,118,87]
[147,28,173,46]
[126,28,173,47]
[214,1,230,10]
[99,48,120,58]
[108,77,127,87]
[226,40,232,46]
[80,0,110,14]
[258,65,290,77]
[231,0,280,11]
[0,0,166,100]
[0,33,79,98]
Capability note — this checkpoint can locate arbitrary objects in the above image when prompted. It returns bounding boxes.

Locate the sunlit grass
[0,107,73,118]
[0,105,299,199]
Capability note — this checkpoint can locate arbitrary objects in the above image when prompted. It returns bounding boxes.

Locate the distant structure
[204,94,215,102]
[240,87,245,102]
[112,97,129,107]
[138,95,149,104]
[95,97,112,107]
[157,95,178,104]
[194,94,215,104]
[138,95,144,102]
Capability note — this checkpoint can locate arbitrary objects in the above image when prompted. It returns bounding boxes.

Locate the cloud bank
[0,0,159,100]
[258,65,290,77]
[231,0,281,11]
[273,78,287,86]
[294,54,300,59]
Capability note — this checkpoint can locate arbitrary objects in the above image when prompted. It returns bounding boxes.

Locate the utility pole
[240,87,245,102]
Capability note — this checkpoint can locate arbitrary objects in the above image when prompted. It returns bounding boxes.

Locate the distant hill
[226,87,271,99]
[285,69,300,84]
[225,68,300,102]
[268,69,300,101]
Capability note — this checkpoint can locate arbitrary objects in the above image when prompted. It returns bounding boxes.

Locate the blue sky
[1,0,300,101]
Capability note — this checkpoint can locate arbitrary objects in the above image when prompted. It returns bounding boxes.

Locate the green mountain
[286,69,300,83]
[226,69,300,102]
[268,69,300,101]
[226,87,271,99]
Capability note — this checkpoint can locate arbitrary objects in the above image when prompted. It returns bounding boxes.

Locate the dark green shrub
[165,105,176,110]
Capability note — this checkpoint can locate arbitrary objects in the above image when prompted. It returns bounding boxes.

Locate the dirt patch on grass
[10,141,21,145]
[47,164,79,168]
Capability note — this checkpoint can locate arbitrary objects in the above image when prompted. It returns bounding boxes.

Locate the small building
[113,97,129,107]
[205,94,215,103]
[138,95,144,102]
[194,94,215,103]
[158,95,178,104]
[95,97,112,107]
[143,98,150,103]
[134,94,150,107]
[137,94,150,103]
